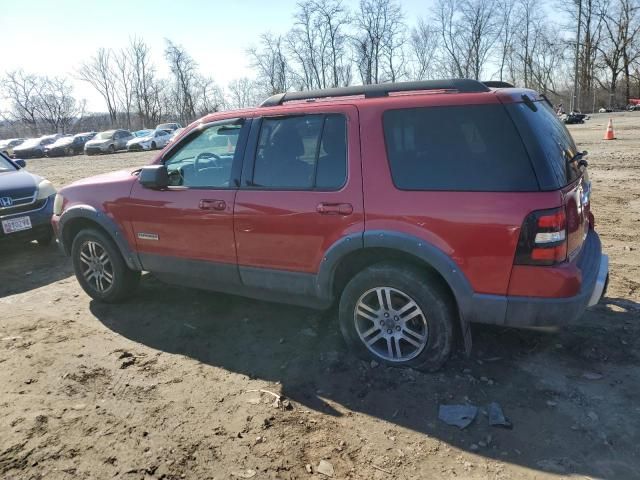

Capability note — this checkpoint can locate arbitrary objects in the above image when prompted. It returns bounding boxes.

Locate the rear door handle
[316,202,353,215]
[199,199,226,211]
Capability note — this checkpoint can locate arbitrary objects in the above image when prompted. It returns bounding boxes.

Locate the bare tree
[165,39,199,123]
[114,49,134,129]
[128,37,158,127]
[313,0,352,87]
[228,77,261,109]
[1,70,41,133]
[35,77,84,133]
[409,18,440,80]
[353,0,405,84]
[285,0,352,89]
[78,48,118,123]
[248,33,290,95]
[597,0,640,105]
[495,0,518,82]
[434,0,501,79]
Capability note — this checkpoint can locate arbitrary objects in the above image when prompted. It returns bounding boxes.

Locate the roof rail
[260,79,490,107]
[482,81,515,88]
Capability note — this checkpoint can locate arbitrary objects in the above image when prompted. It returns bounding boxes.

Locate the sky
[0,0,432,112]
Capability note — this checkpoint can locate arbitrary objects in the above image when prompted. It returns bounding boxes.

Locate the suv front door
[127,118,249,287]
[234,106,363,298]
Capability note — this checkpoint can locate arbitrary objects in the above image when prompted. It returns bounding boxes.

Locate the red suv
[51,80,609,371]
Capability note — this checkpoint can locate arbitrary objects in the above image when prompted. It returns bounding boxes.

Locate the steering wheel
[194,152,222,172]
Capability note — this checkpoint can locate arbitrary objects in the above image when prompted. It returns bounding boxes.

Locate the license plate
[2,216,32,234]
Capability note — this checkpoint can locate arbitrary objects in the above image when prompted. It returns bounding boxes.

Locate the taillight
[515,207,567,266]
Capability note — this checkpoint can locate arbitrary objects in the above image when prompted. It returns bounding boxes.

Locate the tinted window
[383,104,538,191]
[253,114,347,190]
[164,122,243,188]
[508,101,581,187]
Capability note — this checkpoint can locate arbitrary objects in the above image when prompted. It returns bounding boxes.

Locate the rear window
[507,101,581,187]
[383,104,538,191]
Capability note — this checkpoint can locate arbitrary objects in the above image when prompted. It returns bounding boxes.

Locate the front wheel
[71,228,140,303]
[338,263,454,372]
[108,144,115,154]
[151,141,156,149]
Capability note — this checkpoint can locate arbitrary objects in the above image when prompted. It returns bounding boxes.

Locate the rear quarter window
[383,104,538,191]
[506,101,581,188]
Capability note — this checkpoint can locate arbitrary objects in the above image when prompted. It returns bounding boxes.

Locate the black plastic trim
[56,205,142,271]
[260,79,490,106]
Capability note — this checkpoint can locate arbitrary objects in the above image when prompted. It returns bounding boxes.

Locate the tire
[338,262,454,372]
[108,144,116,154]
[35,229,53,247]
[71,228,140,303]
[151,141,156,149]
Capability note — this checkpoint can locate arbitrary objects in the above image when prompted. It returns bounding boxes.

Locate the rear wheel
[338,263,454,372]
[108,144,115,154]
[71,228,140,303]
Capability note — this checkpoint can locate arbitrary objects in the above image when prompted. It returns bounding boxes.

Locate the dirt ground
[1,114,639,480]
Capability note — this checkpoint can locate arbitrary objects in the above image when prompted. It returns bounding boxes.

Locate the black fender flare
[317,230,481,352]
[57,205,142,271]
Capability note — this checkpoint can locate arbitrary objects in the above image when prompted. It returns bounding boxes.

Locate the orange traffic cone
[603,118,616,140]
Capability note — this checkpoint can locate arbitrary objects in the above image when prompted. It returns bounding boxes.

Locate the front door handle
[199,199,226,211]
[316,202,353,215]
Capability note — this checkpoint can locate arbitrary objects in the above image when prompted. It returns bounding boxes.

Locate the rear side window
[383,104,538,191]
[507,101,581,187]
[253,114,347,190]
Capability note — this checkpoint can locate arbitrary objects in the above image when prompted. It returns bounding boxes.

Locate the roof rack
[260,79,491,107]
[482,81,515,88]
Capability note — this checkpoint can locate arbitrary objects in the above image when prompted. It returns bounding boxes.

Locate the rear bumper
[469,230,608,327]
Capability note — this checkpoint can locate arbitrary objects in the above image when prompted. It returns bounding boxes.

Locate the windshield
[0,154,17,172]
[157,123,175,130]
[95,131,114,140]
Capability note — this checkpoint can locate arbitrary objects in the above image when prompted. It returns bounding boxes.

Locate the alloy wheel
[354,287,428,362]
[79,240,114,293]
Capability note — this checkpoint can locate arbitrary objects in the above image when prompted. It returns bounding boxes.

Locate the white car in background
[167,127,186,145]
[126,129,172,151]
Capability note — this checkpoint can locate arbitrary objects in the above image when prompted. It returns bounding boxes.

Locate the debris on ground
[438,404,478,429]
[230,469,257,478]
[317,459,334,477]
[488,402,512,429]
[582,372,604,380]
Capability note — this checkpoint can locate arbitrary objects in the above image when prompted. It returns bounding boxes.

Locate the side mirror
[139,165,169,189]
[14,159,26,168]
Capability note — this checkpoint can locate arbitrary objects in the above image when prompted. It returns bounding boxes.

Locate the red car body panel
[126,184,238,265]
[234,104,363,273]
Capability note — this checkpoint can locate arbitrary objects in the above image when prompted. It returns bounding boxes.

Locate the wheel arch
[58,205,142,271]
[318,231,474,352]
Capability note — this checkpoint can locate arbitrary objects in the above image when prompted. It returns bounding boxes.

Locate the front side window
[252,114,347,190]
[383,104,538,191]
[164,121,243,188]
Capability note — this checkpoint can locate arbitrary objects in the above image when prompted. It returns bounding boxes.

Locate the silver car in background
[84,129,133,155]
[126,129,172,151]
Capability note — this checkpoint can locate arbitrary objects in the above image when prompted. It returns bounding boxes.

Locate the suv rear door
[234,105,363,297]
